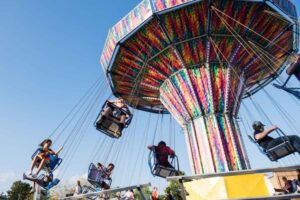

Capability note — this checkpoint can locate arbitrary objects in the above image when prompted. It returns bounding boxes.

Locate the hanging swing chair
[87,163,112,189]
[248,129,296,162]
[148,148,180,178]
[23,173,60,190]
[273,83,300,100]
[94,100,133,138]
[31,148,63,172]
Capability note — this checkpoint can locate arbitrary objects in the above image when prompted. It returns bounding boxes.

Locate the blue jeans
[266,135,300,154]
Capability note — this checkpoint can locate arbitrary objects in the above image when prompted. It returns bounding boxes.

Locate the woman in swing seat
[253,121,300,154]
[28,139,63,177]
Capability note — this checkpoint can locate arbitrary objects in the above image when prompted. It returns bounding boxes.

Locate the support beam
[136,186,147,200]
[33,185,41,200]
[179,179,187,200]
[167,165,300,181]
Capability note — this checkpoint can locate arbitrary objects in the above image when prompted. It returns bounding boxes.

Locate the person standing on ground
[151,187,159,200]
[74,180,82,195]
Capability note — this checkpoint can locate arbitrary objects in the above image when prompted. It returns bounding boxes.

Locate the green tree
[164,171,185,200]
[134,187,151,200]
[6,181,49,200]
[7,181,31,200]
[0,192,7,200]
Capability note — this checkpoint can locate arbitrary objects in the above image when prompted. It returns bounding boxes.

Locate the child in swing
[28,139,63,177]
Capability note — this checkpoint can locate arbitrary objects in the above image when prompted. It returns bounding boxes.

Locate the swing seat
[87,163,112,189]
[45,177,60,190]
[23,173,59,190]
[94,101,133,139]
[273,83,300,100]
[31,149,63,172]
[148,150,180,178]
[265,141,296,161]
[248,134,296,162]
[153,165,179,178]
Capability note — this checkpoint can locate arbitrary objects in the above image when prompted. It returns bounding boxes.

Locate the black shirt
[254,130,274,149]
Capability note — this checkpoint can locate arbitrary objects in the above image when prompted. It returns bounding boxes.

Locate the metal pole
[137,186,147,200]
[179,179,187,200]
[33,185,41,200]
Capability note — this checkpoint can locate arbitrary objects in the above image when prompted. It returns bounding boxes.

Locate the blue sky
[0,0,300,194]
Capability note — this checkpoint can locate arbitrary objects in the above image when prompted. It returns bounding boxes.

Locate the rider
[253,121,300,154]
[148,141,175,168]
[28,139,63,177]
[96,163,114,189]
[102,98,129,129]
[23,172,60,192]
[286,54,300,81]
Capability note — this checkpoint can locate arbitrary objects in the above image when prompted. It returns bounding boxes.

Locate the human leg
[35,159,47,176]
[102,107,112,117]
[30,156,42,175]
[286,135,300,154]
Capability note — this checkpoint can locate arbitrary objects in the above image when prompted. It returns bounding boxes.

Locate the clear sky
[0,0,300,195]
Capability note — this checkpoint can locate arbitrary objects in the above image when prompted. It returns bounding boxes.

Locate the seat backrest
[88,163,100,181]
[31,148,42,160]
[48,155,63,171]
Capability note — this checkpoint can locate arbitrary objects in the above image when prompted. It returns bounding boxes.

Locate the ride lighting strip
[60,183,151,200]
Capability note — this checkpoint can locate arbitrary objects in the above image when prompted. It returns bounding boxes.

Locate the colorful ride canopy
[100,0,298,174]
[100,0,298,113]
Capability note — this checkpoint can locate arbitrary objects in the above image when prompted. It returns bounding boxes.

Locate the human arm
[167,147,175,157]
[283,181,292,193]
[55,147,63,156]
[147,145,155,150]
[254,125,278,140]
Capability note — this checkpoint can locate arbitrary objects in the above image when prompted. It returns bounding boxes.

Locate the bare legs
[102,107,112,117]
[29,156,47,176]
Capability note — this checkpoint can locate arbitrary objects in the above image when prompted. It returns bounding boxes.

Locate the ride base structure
[99,0,299,199]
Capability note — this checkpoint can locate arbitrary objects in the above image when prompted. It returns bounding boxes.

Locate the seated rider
[148,141,175,168]
[96,163,114,189]
[286,54,300,81]
[102,98,129,129]
[274,177,295,194]
[28,139,63,177]
[253,121,300,154]
[23,172,60,192]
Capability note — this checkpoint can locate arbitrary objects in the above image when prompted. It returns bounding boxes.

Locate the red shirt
[155,145,175,166]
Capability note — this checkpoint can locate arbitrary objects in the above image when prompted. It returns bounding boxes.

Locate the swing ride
[100,0,298,174]
[24,0,300,199]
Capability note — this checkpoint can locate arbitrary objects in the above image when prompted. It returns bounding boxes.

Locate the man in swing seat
[253,121,300,154]
[148,141,175,168]
[286,54,300,82]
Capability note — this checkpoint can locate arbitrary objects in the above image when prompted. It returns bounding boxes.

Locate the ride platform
[167,165,300,200]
